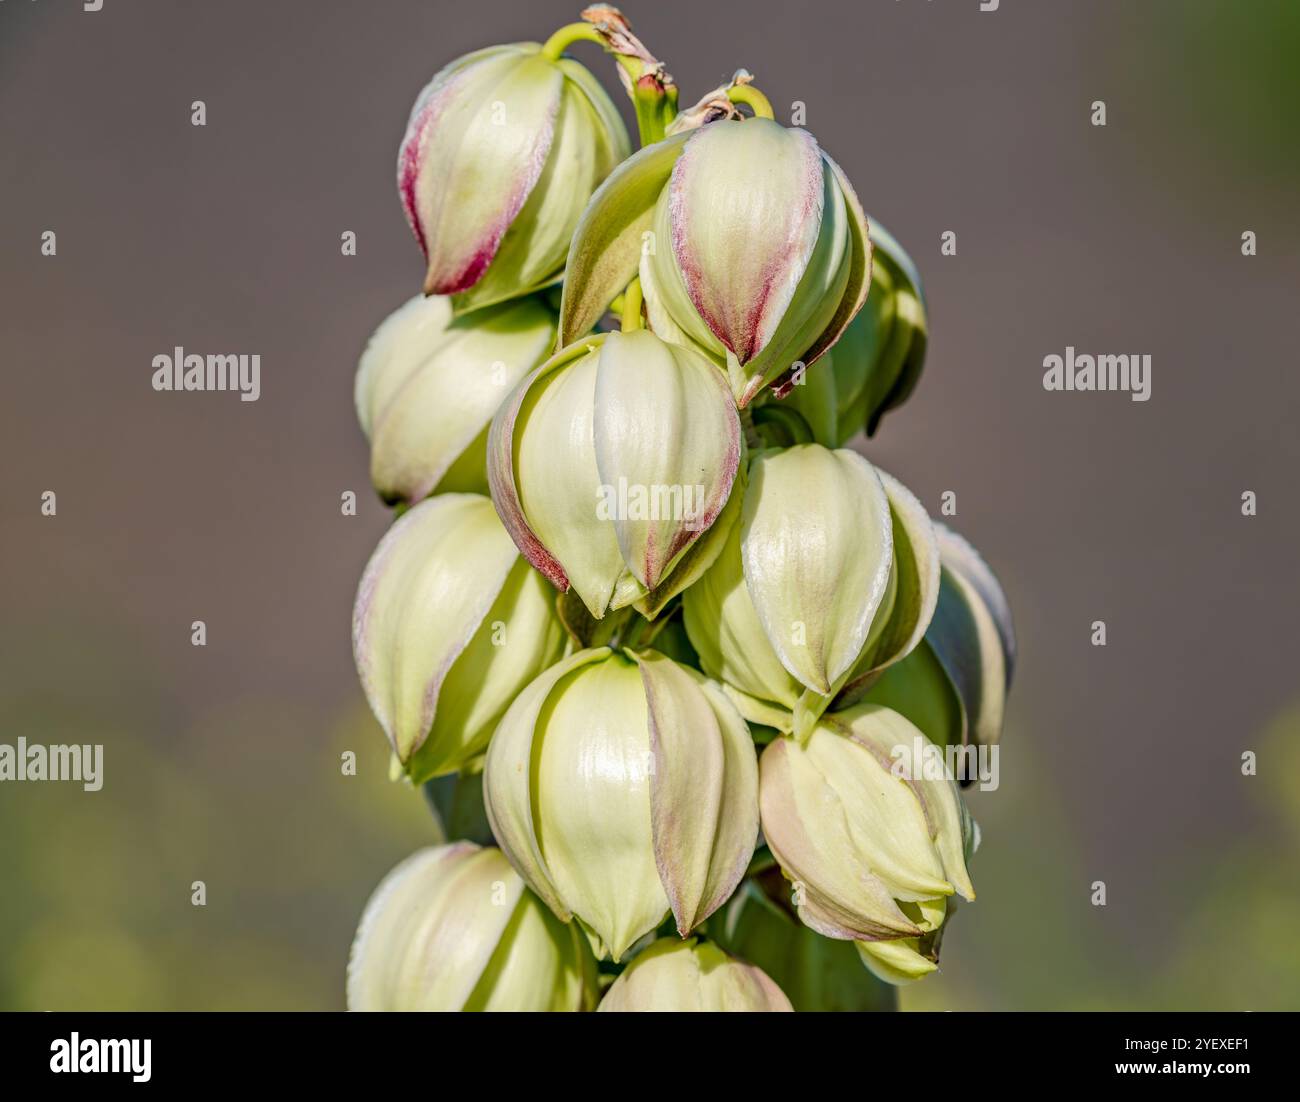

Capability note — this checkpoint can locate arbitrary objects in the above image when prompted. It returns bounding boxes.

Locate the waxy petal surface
[741,445,894,693]
[635,652,758,935]
[669,119,825,366]
[351,495,518,767]
[593,330,740,593]
[399,47,561,296]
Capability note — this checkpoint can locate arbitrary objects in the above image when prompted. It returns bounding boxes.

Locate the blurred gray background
[1,0,1297,1009]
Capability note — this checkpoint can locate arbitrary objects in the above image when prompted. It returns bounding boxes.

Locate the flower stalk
[540,22,606,61]
[578,5,679,145]
[726,77,775,120]
[349,3,1018,1014]
[620,276,644,332]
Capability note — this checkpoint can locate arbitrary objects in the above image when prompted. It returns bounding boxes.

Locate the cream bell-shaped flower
[347,843,595,1011]
[759,704,978,978]
[482,647,759,962]
[596,937,792,1012]
[683,444,940,738]
[352,494,566,784]
[398,42,630,313]
[487,329,741,621]
[557,117,871,407]
[355,294,556,506]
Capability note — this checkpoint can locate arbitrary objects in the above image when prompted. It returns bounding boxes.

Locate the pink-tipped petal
[791,150,874,370]
[485,351,579,593]
[669,120,824,365]
[592,330,740,593]
[635,652,758,936]
[398,48,562,295]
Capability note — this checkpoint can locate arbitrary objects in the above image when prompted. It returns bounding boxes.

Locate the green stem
[727,83,775,120]
[604,607,647,650]
[636,601,680,648]
[540,22,604,61]
[744,846,778,878]
[738,405,764,451]
[620,277,644,332]
[624,66,677,146]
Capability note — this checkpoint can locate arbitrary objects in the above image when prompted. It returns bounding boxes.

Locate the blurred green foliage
[5,612,1296,1010]
[904,705,1300,1012]
[0,619,433,1010]
[1120,0,1300,191]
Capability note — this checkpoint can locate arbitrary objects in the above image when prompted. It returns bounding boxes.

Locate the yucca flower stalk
[346,5,1016,1012]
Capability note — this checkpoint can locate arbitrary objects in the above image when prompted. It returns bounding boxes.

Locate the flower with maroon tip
[398,42,629,314]
[487,329,741,620]
[558,117,871,407]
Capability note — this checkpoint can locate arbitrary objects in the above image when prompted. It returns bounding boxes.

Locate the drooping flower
[482,647,759,961]
[399,42,630,313]
[558,117,872,407]
[355,294,556,505]
[347,843,596,1011]
[759,704,978,982]
[683,444,940,737]
[352,494,566,783]
[487,329,741,620]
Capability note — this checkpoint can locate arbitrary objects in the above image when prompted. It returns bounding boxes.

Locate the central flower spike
[558,117,872,407]
[488,329,741,619]
[482,647,760,962]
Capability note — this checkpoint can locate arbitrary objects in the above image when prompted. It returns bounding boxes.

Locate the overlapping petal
[483,647,759,961]
[399,43,629,311]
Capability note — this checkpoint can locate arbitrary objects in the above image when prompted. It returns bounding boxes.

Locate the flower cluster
[348,5,1015,1012]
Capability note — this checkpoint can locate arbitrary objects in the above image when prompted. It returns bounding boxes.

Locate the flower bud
[347,843,595,1011]
[482,647,759,961]
[682,445,939,737]
[488,329,741,620]
[355,294,556,505]
[352,493,566,783]
[863,523,1016,753]
[399,43,630,313]
[765,222,927,446]
[758,704,977,968]
[558,118,871,407]
[596,937,791,1012]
